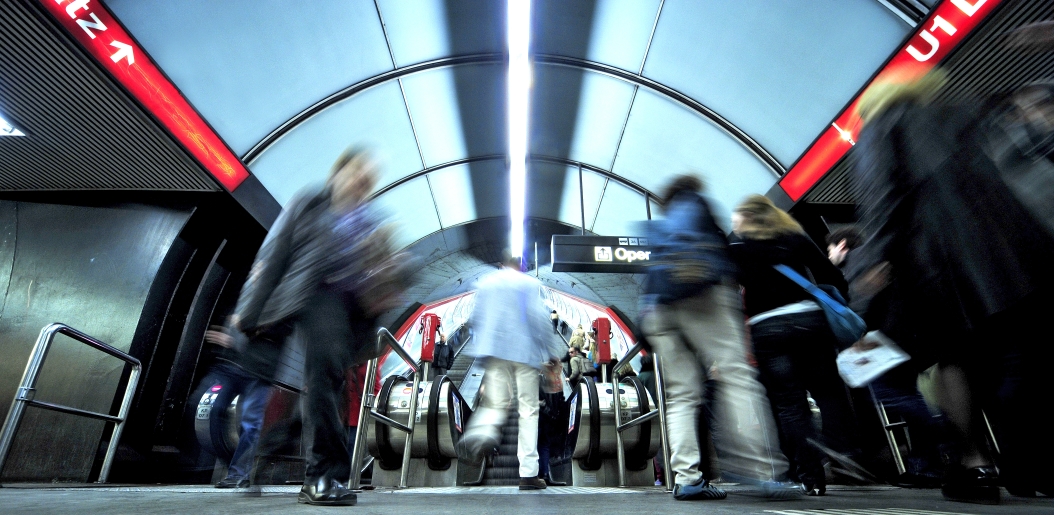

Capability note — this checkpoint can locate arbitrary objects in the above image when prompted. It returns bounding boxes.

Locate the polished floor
[1,484,1051,514]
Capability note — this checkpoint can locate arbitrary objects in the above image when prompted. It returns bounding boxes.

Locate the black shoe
[519,476,547,490]
[942,466,1000,505]
[215,476,250,489]
[540,473,566,486]
[298,478,358,506]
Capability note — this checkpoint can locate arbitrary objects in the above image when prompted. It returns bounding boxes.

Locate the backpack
[646,194,736,304]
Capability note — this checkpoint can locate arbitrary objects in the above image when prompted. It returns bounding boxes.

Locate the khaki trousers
[642,285,788,486]
[465,358,541,478]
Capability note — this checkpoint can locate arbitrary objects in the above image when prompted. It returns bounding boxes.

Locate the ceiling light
[507,0,531,259]
[0,112,25,137]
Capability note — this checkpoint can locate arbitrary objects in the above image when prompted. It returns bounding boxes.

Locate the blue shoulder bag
[773,264,866,347]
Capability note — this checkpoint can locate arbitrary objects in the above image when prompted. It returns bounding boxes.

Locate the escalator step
[484,467,521,480]
[491,455,520,468]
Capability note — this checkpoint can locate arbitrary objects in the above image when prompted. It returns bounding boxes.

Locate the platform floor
[0,484,1051,514]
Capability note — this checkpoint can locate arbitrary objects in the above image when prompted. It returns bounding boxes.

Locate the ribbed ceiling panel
[805,0,1054,205]
[0,0,217,191]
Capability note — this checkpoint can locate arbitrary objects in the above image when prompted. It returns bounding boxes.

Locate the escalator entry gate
[568,376,660,487]
[366,374,471,487]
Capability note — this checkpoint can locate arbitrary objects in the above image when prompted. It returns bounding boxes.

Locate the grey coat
[235,186,334,332]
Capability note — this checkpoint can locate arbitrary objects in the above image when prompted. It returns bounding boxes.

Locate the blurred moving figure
[197,326,272,489]
[827,226,953,488]
[456,252,564,491]
[641,175,797,501]
[233,147,409,506]
[729,195,860,497]
[849,67,1054,502]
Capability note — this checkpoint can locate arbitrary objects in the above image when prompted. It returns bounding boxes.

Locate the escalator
[445,341,476,387]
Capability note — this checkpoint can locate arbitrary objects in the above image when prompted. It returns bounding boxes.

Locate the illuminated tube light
[508,0,531,259]
[0,112,24,137]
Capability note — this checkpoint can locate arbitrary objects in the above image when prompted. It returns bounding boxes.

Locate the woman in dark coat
[728,194,858,497]
[848,69,1054,500]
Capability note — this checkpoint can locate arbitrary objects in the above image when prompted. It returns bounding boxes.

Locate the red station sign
[778,0,1002,202]
[40,0,250,191]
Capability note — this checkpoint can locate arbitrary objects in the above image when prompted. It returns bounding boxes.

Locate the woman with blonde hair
[728,194,857,497]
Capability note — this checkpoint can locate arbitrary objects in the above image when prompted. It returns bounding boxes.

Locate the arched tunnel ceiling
[106,0,912,248]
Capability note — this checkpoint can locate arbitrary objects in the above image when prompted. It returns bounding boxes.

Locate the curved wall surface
[0,201,191,482]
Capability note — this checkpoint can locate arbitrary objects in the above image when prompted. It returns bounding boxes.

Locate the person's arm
[233,193,307,331]
[799,234,850,299]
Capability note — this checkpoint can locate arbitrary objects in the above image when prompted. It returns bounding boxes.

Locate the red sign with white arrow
[39,0,250,191]
[778,0,1001,202]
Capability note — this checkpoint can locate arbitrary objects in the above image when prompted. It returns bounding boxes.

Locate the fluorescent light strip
[0,112,25,137]
[507,0,531,258]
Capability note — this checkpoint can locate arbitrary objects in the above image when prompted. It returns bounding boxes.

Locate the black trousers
[751,310,859,486]
[298,290,372,483]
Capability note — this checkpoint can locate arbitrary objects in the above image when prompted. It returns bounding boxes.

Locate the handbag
[773,264,867,347]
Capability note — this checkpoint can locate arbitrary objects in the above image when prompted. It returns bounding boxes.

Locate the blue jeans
[226,380,271,479]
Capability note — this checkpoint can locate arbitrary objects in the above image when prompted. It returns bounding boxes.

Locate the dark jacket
[849,100,1054,336]
[235,186,334,332]
[728,233,848,318]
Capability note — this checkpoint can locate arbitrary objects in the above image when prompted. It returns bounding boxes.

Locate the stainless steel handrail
[0,323,142,484]
[609,341,672,488]
[652,354,673,491]
[349,327,421,489]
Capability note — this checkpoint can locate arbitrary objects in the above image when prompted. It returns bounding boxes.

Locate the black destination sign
[551,235,652,273]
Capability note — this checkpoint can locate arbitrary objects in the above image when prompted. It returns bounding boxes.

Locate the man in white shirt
[456,252,562,490]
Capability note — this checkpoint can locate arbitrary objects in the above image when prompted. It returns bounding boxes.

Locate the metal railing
[0,323,142,484]
[610,342,672,489]
[349,327,421,489]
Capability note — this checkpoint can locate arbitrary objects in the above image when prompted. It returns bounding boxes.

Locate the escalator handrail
[378,327,418,374]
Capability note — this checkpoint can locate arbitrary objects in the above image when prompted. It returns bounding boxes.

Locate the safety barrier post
[653,354,673,491]
[349,357,379,489]
[0,323,141,485]
[348,328,421,489]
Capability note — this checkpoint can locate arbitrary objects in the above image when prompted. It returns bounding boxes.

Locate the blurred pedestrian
[642,175,797,501]
[233,147,410,506]
[829,226,953,488]
[456,252,564,491]
[728,194,860,496]
[196,325,272,489]
[849,66,1054,501]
